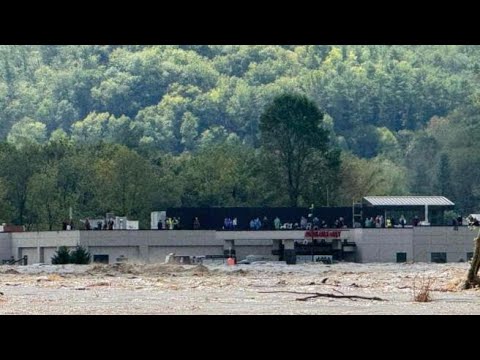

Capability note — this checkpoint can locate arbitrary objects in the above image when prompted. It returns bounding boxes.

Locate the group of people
[157,217,181,230]
[281,216,339,230]
[249,217,263,230]
[224,217,238,230]
[62,220,75,231]
[83,218,115,231]
[332,217,346,229]
[240,215,344,231]
[364,215,409,228]
[75,212,465,231]
[185,215,335,231]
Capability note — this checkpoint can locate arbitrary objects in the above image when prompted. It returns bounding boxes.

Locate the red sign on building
[305,230,343,239]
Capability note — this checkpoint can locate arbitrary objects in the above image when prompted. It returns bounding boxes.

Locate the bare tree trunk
[259,290,385,302]
[463,229,480,289]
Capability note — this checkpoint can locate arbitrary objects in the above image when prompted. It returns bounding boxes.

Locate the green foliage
[434,153,452,197]
[260,93,332,206]
[51,245,91,264]
[0,178,12,223]
[0,143,43,225]
[1,45,480,218]
[405,131,439,195]
[337,153,408,204]
[180,112,198,151]
[7,117,47,148]
[26,166,63,231]
[70,246,91,265]
[1,45,477,158]
[71,112,132,146]
[51,246,71,265]
[91,145,156,227]
[376,127,400,158]
[444,210,460,222]
[425,108,480,213]
[180,143,267,207]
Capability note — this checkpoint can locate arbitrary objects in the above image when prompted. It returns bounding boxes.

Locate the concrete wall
[232,239,275,260]
[235,246,274,260]
[88,246,140,263]
[217,231,306,241]
[149,246,223,263]
[81,230,221,264]
[43,247,60,264]
[4,227,479,264]
[80,230,220,247]
[18,247,37,264]
[18,246,77,265]
[413,227,474,263]
[0,233,12,262]
[11,231,80,248]
[80,231,276,263]
[8,230,224,264]
[11,231,80,264]
[355,229,414,263]
[353,227,476,263]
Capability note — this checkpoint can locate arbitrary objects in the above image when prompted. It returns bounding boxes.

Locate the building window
[431,252,447,263]
[467,252,474,261]
[93,255,109,264]
[396,252,407,263]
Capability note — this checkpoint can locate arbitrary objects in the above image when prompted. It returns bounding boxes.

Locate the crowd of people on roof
[217,215,348,231]
[76,212,462,231]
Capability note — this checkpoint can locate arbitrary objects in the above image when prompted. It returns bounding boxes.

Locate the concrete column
[37,236,41,264]
[0,233,12,263]
[283,239,296,265]
[425,205,429,224]
[223,240,236,258]
[139,245,149,263]
[39,247,45,263]
[272,239,282,260]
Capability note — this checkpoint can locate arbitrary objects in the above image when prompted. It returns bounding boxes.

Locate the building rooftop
[363,196,454,207]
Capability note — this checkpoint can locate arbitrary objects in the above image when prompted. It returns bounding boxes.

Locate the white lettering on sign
[305,230,342,239]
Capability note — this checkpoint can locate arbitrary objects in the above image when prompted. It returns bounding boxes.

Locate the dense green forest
[0,45,479,229]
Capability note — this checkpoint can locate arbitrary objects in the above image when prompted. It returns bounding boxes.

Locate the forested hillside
[0,45,479,229]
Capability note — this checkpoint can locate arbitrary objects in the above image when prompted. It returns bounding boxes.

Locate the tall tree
[180,112,199,151]
[434,153,451,196]
[0,144,42,225]
[91,145,156,227]
[26,167,63,231]
[7,117,47,147]
[260,93,331,206]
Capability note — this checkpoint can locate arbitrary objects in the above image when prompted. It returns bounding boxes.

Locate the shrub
[70,246,91,265]
[51,246,71,265]
[413,276,433,303]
